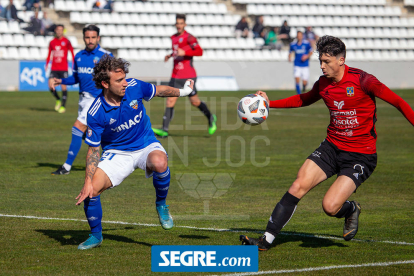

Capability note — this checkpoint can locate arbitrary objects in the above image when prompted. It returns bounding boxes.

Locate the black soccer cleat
[240,235,271,251]
[51,165,70,175]
[343,201,361,241]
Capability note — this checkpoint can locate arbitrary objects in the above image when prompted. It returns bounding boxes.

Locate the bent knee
[322,200,341,217]
[151,156,168,173]
[288,180,308,199]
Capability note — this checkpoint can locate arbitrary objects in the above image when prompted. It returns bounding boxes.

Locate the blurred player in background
[152,14,217,138]
[49,25,113,175]
[289,31,313,94]
[240,35,414,251]
[46,24,75,113]
[75,55,195,250]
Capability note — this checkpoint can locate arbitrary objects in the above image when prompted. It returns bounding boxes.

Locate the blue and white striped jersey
[61,44,113,97]
[85,78,159,151]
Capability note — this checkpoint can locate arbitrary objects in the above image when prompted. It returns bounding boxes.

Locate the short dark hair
[93,54,130,89]
[316,35,346,58]
[297,30,303,35]
[83,24,100,36]
[55,24,64,29]
[176,14,186,22]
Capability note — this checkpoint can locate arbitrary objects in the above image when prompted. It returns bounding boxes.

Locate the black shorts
[49,71,68,79]
[307,140,377,189]
[168,77,197,97]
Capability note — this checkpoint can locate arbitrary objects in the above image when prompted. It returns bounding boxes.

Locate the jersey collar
[100,92,129,112]
[331,64,349,86]
[84,44,101,55]
[175,30,187,37]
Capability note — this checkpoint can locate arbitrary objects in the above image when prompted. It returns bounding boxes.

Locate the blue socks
[83,195,102,239]
[65,126,84,169]
[295,83,301,94]
[153,167,170,207]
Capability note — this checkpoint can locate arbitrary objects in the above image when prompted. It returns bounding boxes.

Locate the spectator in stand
[23,0,41,11]
[304,26,319,49]
[235,16,251,39]
[253,15,265,40]
[92,0,102,9]
[265,26,282,50]
[41,11,56,36]
[103,0,114,12]
[0,0,24,22]
[279,20,291,45]
[24,10,42,35]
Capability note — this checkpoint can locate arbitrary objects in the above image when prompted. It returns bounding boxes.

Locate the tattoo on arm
[156,85,180,97]
[86,147,100,181]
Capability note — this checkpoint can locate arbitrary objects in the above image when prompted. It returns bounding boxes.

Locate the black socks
[265,192,300,236]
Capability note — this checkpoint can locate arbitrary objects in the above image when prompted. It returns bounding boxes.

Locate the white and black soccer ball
[237,94,269,125]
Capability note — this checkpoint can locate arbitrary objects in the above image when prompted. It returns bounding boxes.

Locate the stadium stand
[0,0,413,61]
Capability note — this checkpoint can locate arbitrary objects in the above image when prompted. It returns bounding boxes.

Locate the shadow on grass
[178,235,210,240]
[203,228,348,249]
[156,133,212,139]
[36,163,85,172]
[29,108,56,112]
[36,229,153,247]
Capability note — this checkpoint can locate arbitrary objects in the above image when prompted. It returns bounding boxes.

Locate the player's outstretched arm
[361,74,414,126]
[374,86,414,126]
[76,146,100,205]
[267,80,322,109]
[155,79,194,97]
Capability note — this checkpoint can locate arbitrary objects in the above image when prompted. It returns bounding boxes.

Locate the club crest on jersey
[179,37,183,43]
[87,128,92,137]
[129,99,138,109]
[93,56,100,64]
[346,87,354,97]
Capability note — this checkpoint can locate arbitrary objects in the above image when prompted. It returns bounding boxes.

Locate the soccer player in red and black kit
[152,14,217,138]
[46,24,75,113]
[240,35,414,251]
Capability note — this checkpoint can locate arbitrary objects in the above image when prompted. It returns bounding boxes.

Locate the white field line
[211,260,414,276]
[1,213,413,246]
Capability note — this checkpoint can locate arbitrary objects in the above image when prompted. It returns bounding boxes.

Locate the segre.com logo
[151,245,258,272]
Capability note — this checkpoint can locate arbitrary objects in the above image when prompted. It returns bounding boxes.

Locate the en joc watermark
[151,245,258,272]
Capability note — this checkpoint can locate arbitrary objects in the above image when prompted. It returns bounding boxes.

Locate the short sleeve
[136,79,156,101]
[290,44,294,52]
[85,100,104,147]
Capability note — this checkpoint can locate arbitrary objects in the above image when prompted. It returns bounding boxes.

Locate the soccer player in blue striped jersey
[49,25,113,175]
[289,31,313,94]
[75,55,194,250]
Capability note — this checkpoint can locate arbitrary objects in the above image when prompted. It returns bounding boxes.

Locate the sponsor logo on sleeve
[87,128,92,137]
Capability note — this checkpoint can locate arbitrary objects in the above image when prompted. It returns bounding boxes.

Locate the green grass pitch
[1,90,413,275]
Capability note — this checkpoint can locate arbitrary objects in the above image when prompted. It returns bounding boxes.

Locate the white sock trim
[63,163,71,171]
[264,232,275,244]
